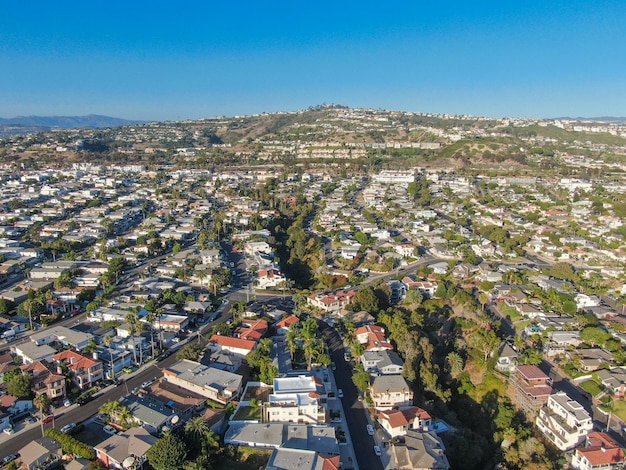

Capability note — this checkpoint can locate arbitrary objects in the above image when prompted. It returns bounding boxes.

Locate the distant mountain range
[0,114,145,129]
[0,115,147,137]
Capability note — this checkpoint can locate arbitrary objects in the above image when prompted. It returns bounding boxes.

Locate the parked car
[103,425,117,435]
[331,362,336,371]
[337,389,344,399]
[77,395,95,406]
[63,399,72,407]
[94,414,107,425]
[61,423,77,434]
[24,416,37,424]
[42,415,55,424]
[1,454,18,465]
[373,445,382,456]
[367,424,375,435]
[122,367,133,374]
[3,427,15,435]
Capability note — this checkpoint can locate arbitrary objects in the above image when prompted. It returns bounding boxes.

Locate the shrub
[44,428,95,460]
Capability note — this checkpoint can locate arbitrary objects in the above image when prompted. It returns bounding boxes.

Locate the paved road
[318,321,383,470]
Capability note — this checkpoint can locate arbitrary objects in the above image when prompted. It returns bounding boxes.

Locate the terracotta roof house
[208,335,256,358]
[50,350,104,389]
[276,315,300,335]
[571,432,625,470]
[378,406,432,437]
[20,360,66,402]
[355,325,393,352]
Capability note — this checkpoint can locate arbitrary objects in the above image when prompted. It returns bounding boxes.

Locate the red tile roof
[209,335,256,351]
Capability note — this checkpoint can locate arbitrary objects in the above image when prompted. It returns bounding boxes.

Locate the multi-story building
[370,375,412,411]
[264,392,326,424]
[536,392,593,451]
[50,350,104,390]
[162,359,242,404]
[511,365,552,414]
[21,361,66,402]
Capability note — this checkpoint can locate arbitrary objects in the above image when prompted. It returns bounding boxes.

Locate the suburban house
[13,342,56,365]
[389,429,450,470]
[257,268,287,289]
[596,367,626,397]
[511,365,553,414]
[162,359,242,404]
[536,392,593,451]
[235,319,268,342]
[20,360,66,401]
[370,375,413,410]
[571,432,626,470]
[95,426,157,470]
[402,276,438,299]
[378,406,432,437]
[118,394,180,435]
[307,289,356,312]
[18,437,63,470]
[275,315,299,335]
[208,335,256,358]
[355,325,393,352]
[50,350,104,390]
[361,349,404,375]
[30,326,93,352]
[495,341,518,373]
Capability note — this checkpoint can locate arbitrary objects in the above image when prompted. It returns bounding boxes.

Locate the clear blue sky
[1,1,624,121]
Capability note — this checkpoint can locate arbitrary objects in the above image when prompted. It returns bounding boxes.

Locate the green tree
[580,326,611,348]
[7,371,32,398]
[177,343,203,362]
[147,432,188,470]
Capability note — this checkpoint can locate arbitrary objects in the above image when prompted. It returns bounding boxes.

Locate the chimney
[57,365,63,375]
[92,351,98,360]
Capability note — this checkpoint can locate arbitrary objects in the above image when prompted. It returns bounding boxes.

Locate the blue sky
[1,1,624,121]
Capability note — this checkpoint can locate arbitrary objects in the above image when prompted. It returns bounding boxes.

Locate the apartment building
[536,392,593,451]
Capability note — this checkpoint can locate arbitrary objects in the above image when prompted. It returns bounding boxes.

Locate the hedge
[44,428,96,460]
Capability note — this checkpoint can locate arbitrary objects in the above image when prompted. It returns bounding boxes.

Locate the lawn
[216,448,271,470]
[579,380,602,397]
[231,405,262,421]
[601,398,626,423]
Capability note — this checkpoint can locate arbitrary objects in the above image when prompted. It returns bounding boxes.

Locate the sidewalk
[326,367,359,470]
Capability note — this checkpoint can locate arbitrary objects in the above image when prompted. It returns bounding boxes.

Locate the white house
[536,392,593,451]
[378,406,432,437]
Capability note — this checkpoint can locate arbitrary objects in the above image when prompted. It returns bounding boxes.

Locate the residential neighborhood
[0,106,626,469]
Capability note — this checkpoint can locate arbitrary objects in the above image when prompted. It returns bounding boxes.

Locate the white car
[373,445,382,456]
[3,427,15,435]
[103,425,117,435]
[337,389,344,398]
[367,424,374,435]
[63,399,72,407]
[61,423,76,434]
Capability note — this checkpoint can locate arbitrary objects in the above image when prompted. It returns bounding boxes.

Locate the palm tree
[33,393,49,437]
[285,328,298,361]
[117,406,134,429]
[184,416,209,448]
[104,335,115,379]
[125,312,140,365]
[24,297,44,331]
[155,308,165,351]
[99,400,120,419]
[145,311,156,361]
